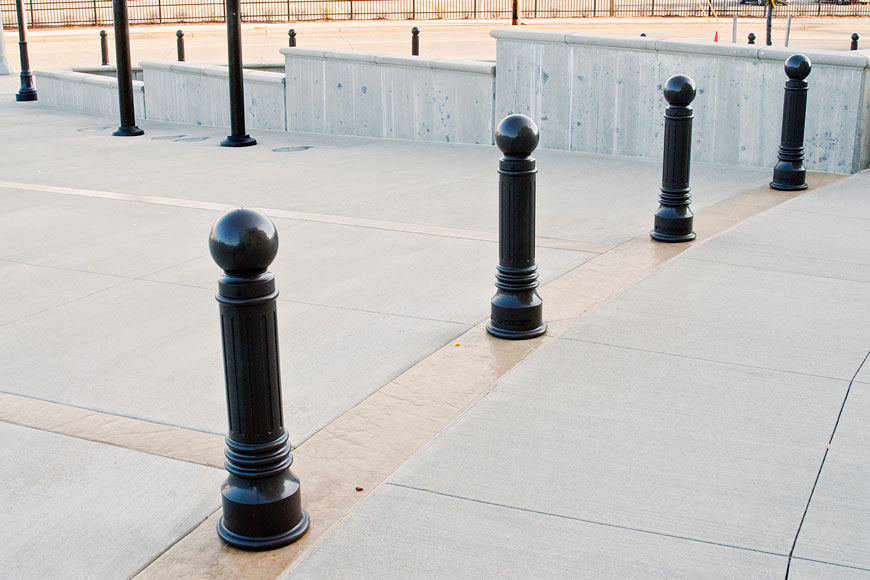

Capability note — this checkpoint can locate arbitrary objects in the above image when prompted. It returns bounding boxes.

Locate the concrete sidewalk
[0,58,867,580]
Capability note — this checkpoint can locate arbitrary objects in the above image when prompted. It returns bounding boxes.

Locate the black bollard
[411,27,420,56]
[112,0,143,136]
[771,55,811,191]
[766,0,772,46]
[288,29,296,47]
[748,32,756,45]
[640,33,647,37]
[14,0,37,101]
[222,0,256,147]
[651,75,697,243]
[100,30,109,66]
[176,30,185,62]
[209,208,310,551]
[851,33,859,50]
[487,115,546,340]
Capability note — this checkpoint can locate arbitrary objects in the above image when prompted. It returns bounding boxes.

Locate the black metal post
[288,28,296,47]
[748,32,756,45]
[411,27,419,56]
[100,30,110,66]
[771,54,811,191]
[222,0,256,147]
[176,30,185,62]
[112,0,143,136]
[512,0,519,25]
[851,33,859,50]
[14,0,37,101]
[209,208,310,551]
[487,114,546,340]
[766,0,773,46]
[651,75,697,243]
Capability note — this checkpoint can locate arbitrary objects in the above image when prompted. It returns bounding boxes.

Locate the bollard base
[770,180,808,191]
[771,160,807,191]
[650,230,696,243]
[221,135,257,148]
[114,126,144,137]
[16,90,37,101]
[487,289,546,340]
[218,471,309,551]
[651,205,695,243]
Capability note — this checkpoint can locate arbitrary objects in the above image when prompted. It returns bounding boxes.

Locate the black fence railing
[2,0,868,29]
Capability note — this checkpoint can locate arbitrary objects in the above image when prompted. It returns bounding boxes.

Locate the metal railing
[3,0,868,29]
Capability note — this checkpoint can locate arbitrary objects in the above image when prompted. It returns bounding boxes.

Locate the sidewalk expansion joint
[128,175,825,580]
[784,349,870,580]
[387,482,790,560]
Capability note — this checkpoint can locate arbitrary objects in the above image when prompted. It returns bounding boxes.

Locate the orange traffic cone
[714,31,719,42]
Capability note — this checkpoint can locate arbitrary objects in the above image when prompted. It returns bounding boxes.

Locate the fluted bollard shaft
[487,114,546,340]
[112,0,142,135]
[176,30,185,62]
[771,55,811,191]
[210,209,309,551]
[100,30,109,66]
[651,75,697,243]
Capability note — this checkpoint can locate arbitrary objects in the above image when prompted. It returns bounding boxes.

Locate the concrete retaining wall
[280,47,496,145]
[493,30,870,173]
[141,61,285,131]
[34,67,145,120]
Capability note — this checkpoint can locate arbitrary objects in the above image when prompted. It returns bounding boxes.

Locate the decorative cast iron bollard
[176,30,185,62]
[222,0,256,147]
[288,29,296,47]
[209,208,310,551]
[851,33,859,50]
[411,27,420,56]
[651,75,697,243]
[771,54,812,191]
[14,0,37,101]
[486,114,546,340]
[748,33,756,45]
[112,0,142,135]
[100,30,109,66]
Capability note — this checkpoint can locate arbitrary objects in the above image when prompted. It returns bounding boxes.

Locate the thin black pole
[112,0,143,135]
[766,0,773,46]
[15,0,37,101]
[221,0,256,147]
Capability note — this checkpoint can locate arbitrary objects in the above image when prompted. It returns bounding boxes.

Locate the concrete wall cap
[279,47,327,59]
[429,58,495,75]
[566,32,656,50]
[758,47,869,68]
[490,29,569,44]
[654,39,761,58]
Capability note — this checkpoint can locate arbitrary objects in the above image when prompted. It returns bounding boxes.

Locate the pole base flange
[769,180,808,191]
[218,509,309,552]
[221,135,257,147]
[486,322,547,340]
[114,126,144,137]
[16,90,37,101]
[650,230,696,243]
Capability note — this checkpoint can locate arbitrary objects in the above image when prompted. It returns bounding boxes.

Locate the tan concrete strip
[130,174,844,580]
[0,180,609,253]
[0,392,225,468]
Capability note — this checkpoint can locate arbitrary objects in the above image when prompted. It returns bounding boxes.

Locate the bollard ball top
[852,33,860,40]
[495,114,539,156]
[100,30,107,37]
[177,30,183,37]
[784,54,811,80]
[663,75,696,106]
[209,208,279,276]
